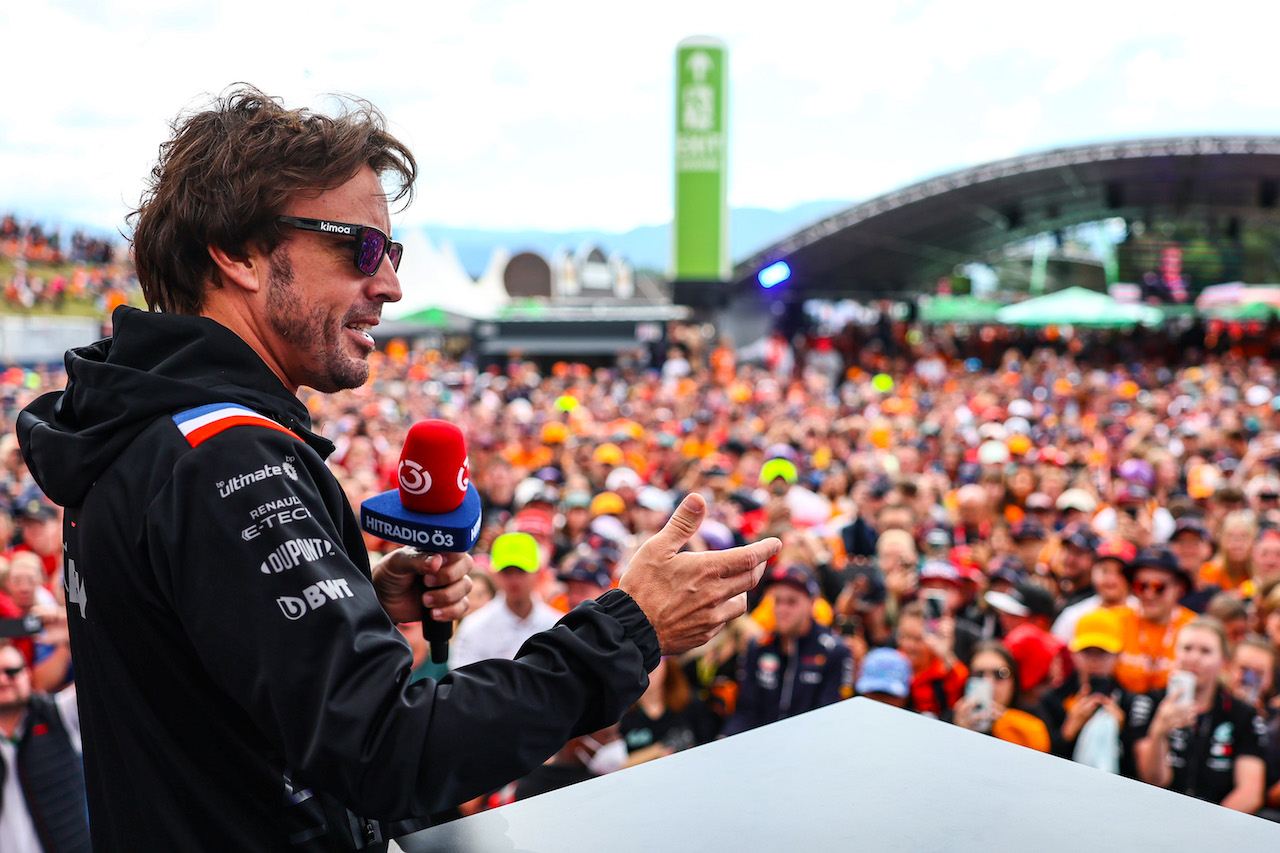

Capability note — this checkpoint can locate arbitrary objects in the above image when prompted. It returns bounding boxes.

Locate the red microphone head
[398,420,470,514]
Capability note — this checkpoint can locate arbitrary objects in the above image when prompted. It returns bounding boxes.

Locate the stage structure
[398,698,1278,851]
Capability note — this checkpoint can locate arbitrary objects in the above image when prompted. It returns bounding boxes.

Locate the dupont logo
[320,222,352,234]
[260,537,334,573]
[277,578,354,620]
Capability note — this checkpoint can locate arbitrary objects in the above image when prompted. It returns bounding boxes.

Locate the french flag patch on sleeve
[172,403,302,447]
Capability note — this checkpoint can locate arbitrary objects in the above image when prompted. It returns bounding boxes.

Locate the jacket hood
[18,306,326,508]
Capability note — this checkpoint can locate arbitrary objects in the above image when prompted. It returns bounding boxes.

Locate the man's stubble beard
[266,247,370,392]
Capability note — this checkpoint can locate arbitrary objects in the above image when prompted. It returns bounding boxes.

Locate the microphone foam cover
[398,420,470,514]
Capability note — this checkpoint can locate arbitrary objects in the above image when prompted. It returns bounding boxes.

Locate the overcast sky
[4,0,1278,237]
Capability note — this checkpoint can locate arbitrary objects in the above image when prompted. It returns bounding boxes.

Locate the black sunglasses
[1,665,25,679]
[971,666,1012,681]
[276,216,403,277]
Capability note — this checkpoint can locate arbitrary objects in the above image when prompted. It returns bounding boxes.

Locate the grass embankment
[0,256,142,318]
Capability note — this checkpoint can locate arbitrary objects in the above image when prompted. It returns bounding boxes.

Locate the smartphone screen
[923,591,946,623]
[0,614,42,639]
[965,677,994,732]
[1168,671,1197,707]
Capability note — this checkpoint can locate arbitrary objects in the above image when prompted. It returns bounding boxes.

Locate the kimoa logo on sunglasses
[320,221,353,234]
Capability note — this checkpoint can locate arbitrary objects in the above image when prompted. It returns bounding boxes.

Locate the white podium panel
[398,697,1279,851]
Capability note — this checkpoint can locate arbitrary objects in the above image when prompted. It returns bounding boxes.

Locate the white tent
[390,228,507,321]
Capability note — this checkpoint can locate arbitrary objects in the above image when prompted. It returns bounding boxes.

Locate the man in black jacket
[0,642,89,853]
[722,565,853,735]
[16,87,779,852]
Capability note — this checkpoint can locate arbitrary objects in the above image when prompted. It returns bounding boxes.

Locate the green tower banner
[673,36,728,282]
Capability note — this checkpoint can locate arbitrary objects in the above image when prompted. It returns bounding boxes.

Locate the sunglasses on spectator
[1133,580,1170,595]
[1,665,25,679]
[1259,493,1280,502]
[276,216,403,276]
[972,666,1012,681]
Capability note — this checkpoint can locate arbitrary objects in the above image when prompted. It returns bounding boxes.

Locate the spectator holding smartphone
[895,600,967,720]
[952,641,1051,752]
[1134,617,1267,813]
[1039,608,1148,777]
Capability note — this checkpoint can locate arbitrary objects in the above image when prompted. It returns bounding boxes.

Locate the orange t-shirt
[1198,560,1253,597]
[992,708,1051,752]
[749,594,833,632]
[1112,605,1196,694]
[501,445,552,472]
[909,657,969,718]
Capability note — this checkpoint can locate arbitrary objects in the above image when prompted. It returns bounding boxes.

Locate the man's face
[1132,567,1181,623]
[564,580,605,610]
[4,560,41,610]
[1252,535,1280,580]
[18,516,60,558]
[494,566,538,603]
[634,506,665,532]
[1061,543,1093,579]
[0,647,31,714]
[896,615,930,670]
[1168,532,1211,572]
[770,585,812,639]
[877,506,912,533]
[919,579,961,614]
[1071,648,1118,680]
[264,166,401,393]
[1017,537,1044,567]
[1231,644,1274,703]
[1091,558,1129,605]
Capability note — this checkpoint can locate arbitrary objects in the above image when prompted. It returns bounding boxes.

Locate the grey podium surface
[397,697,1279,851]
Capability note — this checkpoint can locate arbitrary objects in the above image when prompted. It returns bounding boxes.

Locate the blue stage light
[758,261,791,288]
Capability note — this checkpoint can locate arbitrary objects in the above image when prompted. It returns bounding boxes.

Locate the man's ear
[207,243,264,294]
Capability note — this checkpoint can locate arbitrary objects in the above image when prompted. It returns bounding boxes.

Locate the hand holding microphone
[362,420,482,663]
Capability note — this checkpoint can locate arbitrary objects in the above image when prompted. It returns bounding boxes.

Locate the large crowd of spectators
[3,313,1280,831]
[0,214,136,312]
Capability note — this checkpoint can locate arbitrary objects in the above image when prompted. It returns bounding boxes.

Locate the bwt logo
[320,222,352,234]
[277,578,354,620]
[399,459,431,495]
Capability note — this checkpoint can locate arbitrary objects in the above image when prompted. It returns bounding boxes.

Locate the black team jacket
[17,306,659,852]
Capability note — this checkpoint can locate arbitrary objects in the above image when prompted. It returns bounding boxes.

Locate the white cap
[636,486,674,514]
[1056,488,1098,514]
[514,477,555,509]
[589,514,630,545]
[605,467,642,492]
[1003,416,1031,436]
[1245,385,1273,407]
[1007,398,1034,419]
[978,440,1010,465]
[1246,474,1280,499]
[978,422,1007,441]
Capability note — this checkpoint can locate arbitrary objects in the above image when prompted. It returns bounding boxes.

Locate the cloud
[4,0,1279,235]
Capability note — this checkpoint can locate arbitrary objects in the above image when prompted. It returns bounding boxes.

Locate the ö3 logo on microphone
[398,457,470,497]
[399,459,431,495]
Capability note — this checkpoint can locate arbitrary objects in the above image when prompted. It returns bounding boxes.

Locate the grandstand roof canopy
[730,136,1280,301]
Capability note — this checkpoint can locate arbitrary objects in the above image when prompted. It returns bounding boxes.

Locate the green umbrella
[1202,301,1278,320]
[395,306,453,328]
[995,287,1164,327]
[919,296,1004,325]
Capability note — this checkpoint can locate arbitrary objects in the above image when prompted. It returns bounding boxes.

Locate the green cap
[759,458,798,485]
[491,532,540,572]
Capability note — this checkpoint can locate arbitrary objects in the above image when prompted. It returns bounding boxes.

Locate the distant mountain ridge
[415,200,852,277]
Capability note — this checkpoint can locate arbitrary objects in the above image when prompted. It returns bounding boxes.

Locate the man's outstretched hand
[620,493,781,656]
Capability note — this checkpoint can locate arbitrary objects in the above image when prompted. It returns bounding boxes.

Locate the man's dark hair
[129,85,417,315]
